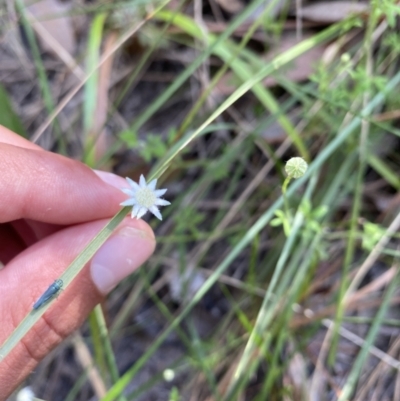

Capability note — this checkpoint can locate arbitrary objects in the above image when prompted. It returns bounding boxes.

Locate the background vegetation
[3,0,400,399]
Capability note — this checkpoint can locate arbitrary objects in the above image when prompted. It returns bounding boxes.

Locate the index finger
[0,142,126,224]
[0,125,41,150]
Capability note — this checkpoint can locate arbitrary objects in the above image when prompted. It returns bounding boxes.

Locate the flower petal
[148,178,157,191]
[121,188,134,195]
[139,174,147,188]
[155,198,170,206]
[149,206,162,220]
[154,188,167,197]
[120,199,136,206]
[131,204,140,218]
[136,206,148,219]
[126,177,140,190]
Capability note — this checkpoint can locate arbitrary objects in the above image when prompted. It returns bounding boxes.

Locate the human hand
[0,126,156,398]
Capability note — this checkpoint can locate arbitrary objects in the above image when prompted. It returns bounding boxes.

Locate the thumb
[0,218,155,399]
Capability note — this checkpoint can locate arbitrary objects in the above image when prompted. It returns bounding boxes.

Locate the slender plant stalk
[329,3,378,365]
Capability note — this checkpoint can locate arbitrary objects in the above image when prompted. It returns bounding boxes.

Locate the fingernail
[91,226,155,294]
[93,170,129,189]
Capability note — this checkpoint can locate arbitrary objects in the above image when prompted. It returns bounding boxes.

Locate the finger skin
[0,142,126,224]
[0,125,42,150]
[0,218,155,399]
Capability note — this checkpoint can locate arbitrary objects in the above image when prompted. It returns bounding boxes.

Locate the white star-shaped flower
[120,175,170,220]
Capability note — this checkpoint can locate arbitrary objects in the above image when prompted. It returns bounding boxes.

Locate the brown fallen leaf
[264,34,327,86]
[25,0,75,56]
[300,1,369,24]
[216,34,326,94]
[215,0,243,13]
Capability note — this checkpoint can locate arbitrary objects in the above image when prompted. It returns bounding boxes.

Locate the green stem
[282,176,291,213]
[94,305,127,401]
[282,176,292,235]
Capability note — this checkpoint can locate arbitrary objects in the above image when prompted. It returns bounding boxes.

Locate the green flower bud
[285,157,308,179]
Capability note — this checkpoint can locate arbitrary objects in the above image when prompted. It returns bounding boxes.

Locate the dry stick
[322,318,400,369]
[347,266,397,305]
[31,2,169,143]
[293,295,400,329]
[71,333,107,397]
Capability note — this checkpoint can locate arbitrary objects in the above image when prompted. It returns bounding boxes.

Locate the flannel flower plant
[120,175,170,220]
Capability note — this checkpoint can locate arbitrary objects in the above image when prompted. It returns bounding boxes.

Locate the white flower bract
[120,175,170,220]
[16,387,35,401]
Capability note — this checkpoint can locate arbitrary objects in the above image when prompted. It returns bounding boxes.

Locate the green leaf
[140,134,168,162]
[0,84,26,138]
[119,129,138,148]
